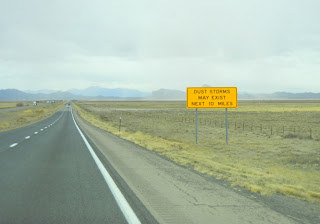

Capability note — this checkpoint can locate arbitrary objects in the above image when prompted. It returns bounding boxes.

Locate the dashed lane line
[3,110,66,153]
[10,143,18,148]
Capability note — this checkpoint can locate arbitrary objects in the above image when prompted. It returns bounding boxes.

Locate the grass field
[0,102,64,131]
[74,100,320,203]
[0,102,27,109]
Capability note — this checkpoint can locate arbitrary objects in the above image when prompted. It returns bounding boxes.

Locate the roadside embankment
[72,104,310,224]
[0,102,64,132]
[73,101,320,204]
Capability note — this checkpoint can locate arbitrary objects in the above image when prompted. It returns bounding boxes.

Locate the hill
[150,89,186,100]
[69,86,150,98]
[1,88,320,101]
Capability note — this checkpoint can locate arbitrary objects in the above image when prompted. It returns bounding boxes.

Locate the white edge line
[71,108,141,224]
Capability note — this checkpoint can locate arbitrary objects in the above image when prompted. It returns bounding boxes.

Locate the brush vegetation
[0,102,63,131]
[74,101,320,203]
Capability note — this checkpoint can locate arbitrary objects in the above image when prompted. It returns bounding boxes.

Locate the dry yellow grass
[0,103,64,131]
[74,101,320,203]
[0,102,22,109]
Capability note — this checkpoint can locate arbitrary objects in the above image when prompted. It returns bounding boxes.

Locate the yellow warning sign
[187,87,237,109]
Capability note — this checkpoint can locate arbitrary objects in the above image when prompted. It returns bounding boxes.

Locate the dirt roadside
[73,107,319,224]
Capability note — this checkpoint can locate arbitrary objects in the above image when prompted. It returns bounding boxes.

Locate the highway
[0,106,154,224]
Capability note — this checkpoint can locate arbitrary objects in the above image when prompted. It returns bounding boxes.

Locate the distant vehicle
[33,101,37,106]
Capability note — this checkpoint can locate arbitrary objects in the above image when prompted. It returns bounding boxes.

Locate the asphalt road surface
[0,107,155,224]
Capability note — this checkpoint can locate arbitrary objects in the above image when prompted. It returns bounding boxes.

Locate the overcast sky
[1,0,320,93]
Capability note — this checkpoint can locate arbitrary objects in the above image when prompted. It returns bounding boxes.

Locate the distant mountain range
[151,89,186,100]
[24,89,58,94]
[68,86,150,98]
[0,89,84,101]
[0,87,320,101]
[239,92,320,100]
[0,87,152,101]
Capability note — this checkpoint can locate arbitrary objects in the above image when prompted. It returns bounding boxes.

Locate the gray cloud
[0,0,320,93]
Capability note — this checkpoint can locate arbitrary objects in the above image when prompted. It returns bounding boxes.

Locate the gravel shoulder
[73,107,319,224]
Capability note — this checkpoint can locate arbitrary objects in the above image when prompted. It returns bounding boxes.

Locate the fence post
[226,108,228,144]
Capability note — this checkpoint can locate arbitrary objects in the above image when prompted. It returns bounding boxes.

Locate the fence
[97,109,319,141]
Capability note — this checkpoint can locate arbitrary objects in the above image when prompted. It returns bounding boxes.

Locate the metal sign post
[195,109,198,144]
[226,108,228,144]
